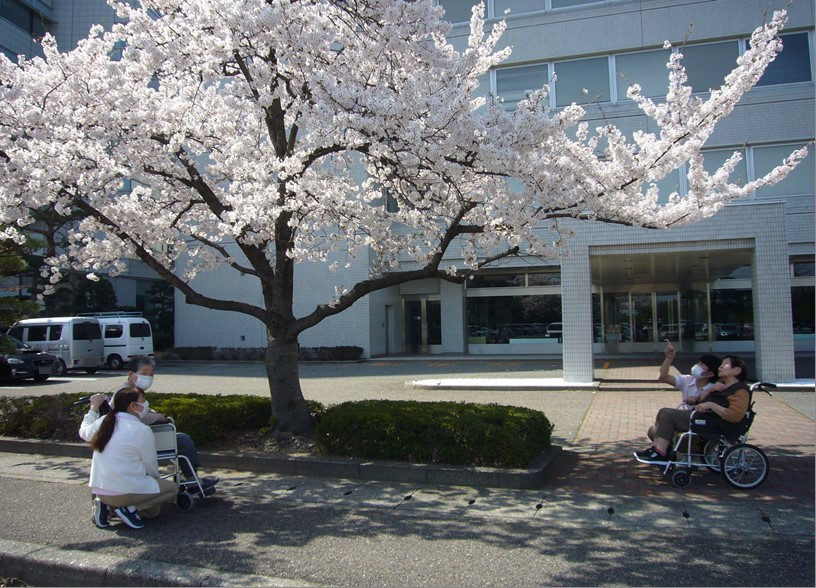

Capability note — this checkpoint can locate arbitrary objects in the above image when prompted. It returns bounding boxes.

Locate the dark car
[0,334,58,382]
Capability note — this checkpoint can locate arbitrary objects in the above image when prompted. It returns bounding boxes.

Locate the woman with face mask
[79,387,178,528]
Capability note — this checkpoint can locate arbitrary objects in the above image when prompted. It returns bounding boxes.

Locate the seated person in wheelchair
[84,355,217,486]
[636,355,751,463]
[80,387,178,529]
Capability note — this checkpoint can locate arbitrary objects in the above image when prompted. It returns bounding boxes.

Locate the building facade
[2,0,814,381]
[178,0,814,383]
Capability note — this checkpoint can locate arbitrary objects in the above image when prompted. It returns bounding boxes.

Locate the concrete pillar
[441,280,466,353]
[752,207,795,382]
[561,245,594,383]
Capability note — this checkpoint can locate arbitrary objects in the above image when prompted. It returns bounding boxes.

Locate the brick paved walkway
[549,388,815,505]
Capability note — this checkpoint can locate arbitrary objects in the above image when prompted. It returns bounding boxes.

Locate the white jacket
[80,411,160,495]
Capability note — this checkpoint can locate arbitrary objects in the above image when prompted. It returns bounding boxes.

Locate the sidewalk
[0,359,813,586]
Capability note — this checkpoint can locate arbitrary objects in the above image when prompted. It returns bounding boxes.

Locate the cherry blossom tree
[0,0,808,434]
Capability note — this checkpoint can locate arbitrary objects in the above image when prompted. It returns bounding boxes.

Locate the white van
[8,317,105,376]
[79,312,154,370]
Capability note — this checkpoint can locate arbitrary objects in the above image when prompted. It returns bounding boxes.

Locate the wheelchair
[152,418,217,511]
[635,382,774,490]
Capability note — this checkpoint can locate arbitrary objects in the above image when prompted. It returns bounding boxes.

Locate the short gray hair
[128,355,155,374]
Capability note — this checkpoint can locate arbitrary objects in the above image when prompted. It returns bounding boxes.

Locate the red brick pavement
[548,390,815,506]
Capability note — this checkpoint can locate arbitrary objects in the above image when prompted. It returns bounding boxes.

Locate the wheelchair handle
[750,382,776,396]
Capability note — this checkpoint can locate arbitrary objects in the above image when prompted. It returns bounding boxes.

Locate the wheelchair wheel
[671,468,692,489]
[176,491,195,512]
[720,444,769,490]
[702,440,722,473]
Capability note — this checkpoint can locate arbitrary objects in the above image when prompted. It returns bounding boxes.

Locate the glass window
[1,46,18,63]
[554,56,610,107]
[27,326,47,342]
[469,273,526,288]
[602,293,633,343]
[793,261,815,277]
[552,0,601,8]
[701,148,748,185]
[792,286,814,334]
[527,271,561,286]
[1,0,30,32]
[105,325,124,339]
[710,289,753,340]
[642,168,682,204]
[496,63,549,111]
[753,143,814,198]
[680,290,709,343]
[755,32,812,86]
[130,323,152,337]
[681,41,739,93]
[437,0,477,23]
[467,295,561,343]
[495,0,546,16]
[7,326,23,340]
[73,322,101,341]
[615,49,672,99]
[471,73,490,114]
[49,326,62,341]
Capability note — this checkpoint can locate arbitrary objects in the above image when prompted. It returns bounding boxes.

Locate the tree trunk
[265,330,313,437]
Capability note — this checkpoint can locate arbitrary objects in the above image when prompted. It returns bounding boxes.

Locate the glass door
[403,297,442,354]
[602,292,633,351]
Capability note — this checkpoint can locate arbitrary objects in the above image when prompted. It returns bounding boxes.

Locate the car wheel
[107,355,123,370]
[53,359,67,377]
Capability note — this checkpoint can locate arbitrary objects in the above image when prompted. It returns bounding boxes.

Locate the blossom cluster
[0,0,806,323]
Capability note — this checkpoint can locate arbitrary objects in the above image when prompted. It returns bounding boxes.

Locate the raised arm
[658,340,677,386]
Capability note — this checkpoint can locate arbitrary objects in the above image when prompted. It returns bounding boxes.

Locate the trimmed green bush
[298,346,364,361]
[1,394,552,467]
[315,400,553,468]
[0,393,325,447]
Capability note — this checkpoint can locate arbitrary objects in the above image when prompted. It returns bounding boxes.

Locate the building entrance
[403,297,442,354]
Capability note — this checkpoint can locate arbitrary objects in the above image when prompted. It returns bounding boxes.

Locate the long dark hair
[90,387,142,453]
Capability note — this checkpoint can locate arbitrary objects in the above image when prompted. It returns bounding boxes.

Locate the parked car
[545,322,563,338]
[0,334,58,382]
[8,316,104,375]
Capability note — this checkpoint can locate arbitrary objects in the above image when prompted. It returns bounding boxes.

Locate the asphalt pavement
[0,356,813,586]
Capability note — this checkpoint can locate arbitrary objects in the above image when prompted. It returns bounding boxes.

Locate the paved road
[0,452,812,587]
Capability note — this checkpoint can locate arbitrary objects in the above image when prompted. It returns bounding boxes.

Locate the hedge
[316,400,553,468]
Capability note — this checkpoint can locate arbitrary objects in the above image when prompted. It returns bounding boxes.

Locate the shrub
[0,393,326,447]
[315,400,553,468]
[298,346,364,361]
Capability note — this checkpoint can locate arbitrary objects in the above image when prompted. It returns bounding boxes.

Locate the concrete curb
[0,538,317,587]
[0,437,562,490]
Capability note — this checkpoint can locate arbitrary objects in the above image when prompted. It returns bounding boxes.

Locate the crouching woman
[80,387,178,529]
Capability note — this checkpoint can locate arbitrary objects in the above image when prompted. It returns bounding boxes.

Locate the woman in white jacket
[79,387,178,529]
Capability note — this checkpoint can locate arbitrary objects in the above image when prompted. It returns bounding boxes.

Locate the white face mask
[691,364,707,379]
[134,375,153,391]
[135,400,150,418]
